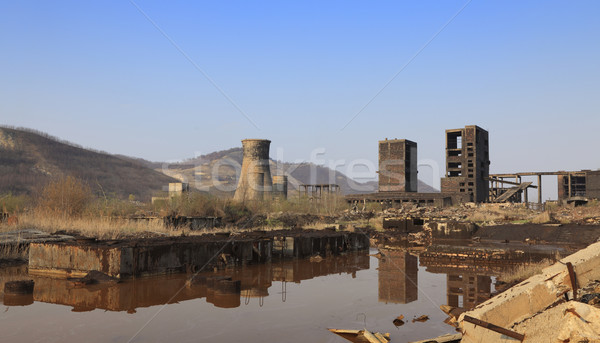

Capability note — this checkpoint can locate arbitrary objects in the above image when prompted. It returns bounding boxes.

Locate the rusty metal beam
[538,174,542,204]
[490,171,586,178]
[567,262,578,301]
[487,178,538,188]
[463,315,525,341]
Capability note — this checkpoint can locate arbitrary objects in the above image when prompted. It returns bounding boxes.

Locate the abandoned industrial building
[490,170,600,205]
[346,125,490,207]
[233,139,288,201]
[346,125,600,207]
[225,129,600,208]
[440,125,490,203]
[378,139,418,193]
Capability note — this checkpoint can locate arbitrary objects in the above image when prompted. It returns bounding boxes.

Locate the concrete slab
[0,229,73,245]
[28,231,369,279]
[459,240,600,342]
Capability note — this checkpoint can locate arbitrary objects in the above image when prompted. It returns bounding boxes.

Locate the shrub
[37,175,92,217]
[0,193,30,213]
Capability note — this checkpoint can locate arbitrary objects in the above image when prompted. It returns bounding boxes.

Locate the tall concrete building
[378,139,418,192]
[233,139,273,201]
[441,125,490,203]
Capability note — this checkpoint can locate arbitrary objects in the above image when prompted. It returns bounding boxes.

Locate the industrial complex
[207,125,598,208]
[346,124,600,207]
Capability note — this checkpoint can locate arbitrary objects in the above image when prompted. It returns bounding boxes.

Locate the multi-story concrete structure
[558,170,600,201]
[441,125,490,203]
[233,139,273,201]
[378,139,417,192]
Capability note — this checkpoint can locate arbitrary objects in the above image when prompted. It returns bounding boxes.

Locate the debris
[369,252,384,259]
[580,293,600,307]
[440,305,466,327]
[566,262,578,301]
[509,301,600,342]
[310,254,323,263]
[393,315,405,326]
[412,315,429,323]
[565,307,590,324]
[408,333,462,343]
[68,271,118,287]
[328,328,390,343]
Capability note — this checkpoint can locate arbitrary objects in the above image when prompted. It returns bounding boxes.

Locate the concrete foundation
[12,251,370,311]
[28,231,369,279]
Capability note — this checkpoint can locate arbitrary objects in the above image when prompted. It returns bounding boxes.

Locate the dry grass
[466,211,506,223]
[251,194,349,216]
[498,259,555,284]
[11,212,173,240]
[552,201,600,224]
[465,204,547,224]
[530,211,553,224]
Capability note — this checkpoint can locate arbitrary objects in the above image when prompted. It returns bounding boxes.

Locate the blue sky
[1,1,599,198]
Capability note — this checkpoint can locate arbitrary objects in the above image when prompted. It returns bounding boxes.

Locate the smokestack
[233,139,273,201]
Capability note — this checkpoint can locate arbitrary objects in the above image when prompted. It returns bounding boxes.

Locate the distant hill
[148,147,439,195]
[0,127,178,201]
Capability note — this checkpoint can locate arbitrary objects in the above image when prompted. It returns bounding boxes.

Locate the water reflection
[2,252,370,311]
[1,244,563,316]
[377,244,560,311]
[375,247,496,309]
[378,250,418,304]
[445,273,491,309]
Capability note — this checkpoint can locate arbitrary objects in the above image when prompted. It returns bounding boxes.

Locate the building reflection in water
[419,257,495,310]
[375,248,497,309]
[2,252,370,311]
[446,273,491,309]
[378,250,418,304]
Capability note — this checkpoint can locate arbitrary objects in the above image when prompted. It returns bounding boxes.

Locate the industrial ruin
[347,124,600,207]
[440,125,490,203]
[233,138,288,201]
[378,139,418,193]
[490,170,600,205]
[347,125,490,207]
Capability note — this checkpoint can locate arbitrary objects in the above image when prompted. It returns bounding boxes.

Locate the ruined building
[441,125,490,203]
[558,170,600,201]
[378,139,417,192]
[346,125,490,207]
[233,139,273,201]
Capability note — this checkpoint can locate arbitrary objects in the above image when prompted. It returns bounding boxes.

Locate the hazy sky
[1,1,599,198]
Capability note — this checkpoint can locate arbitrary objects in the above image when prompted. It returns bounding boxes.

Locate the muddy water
[0,248,536,343]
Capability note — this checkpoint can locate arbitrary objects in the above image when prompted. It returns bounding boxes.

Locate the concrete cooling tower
[233,139,273,201]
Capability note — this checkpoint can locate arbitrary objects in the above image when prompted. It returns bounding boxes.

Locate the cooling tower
[233,139,273,201]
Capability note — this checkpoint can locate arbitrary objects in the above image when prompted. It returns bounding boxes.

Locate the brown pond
[0,246,563,343]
